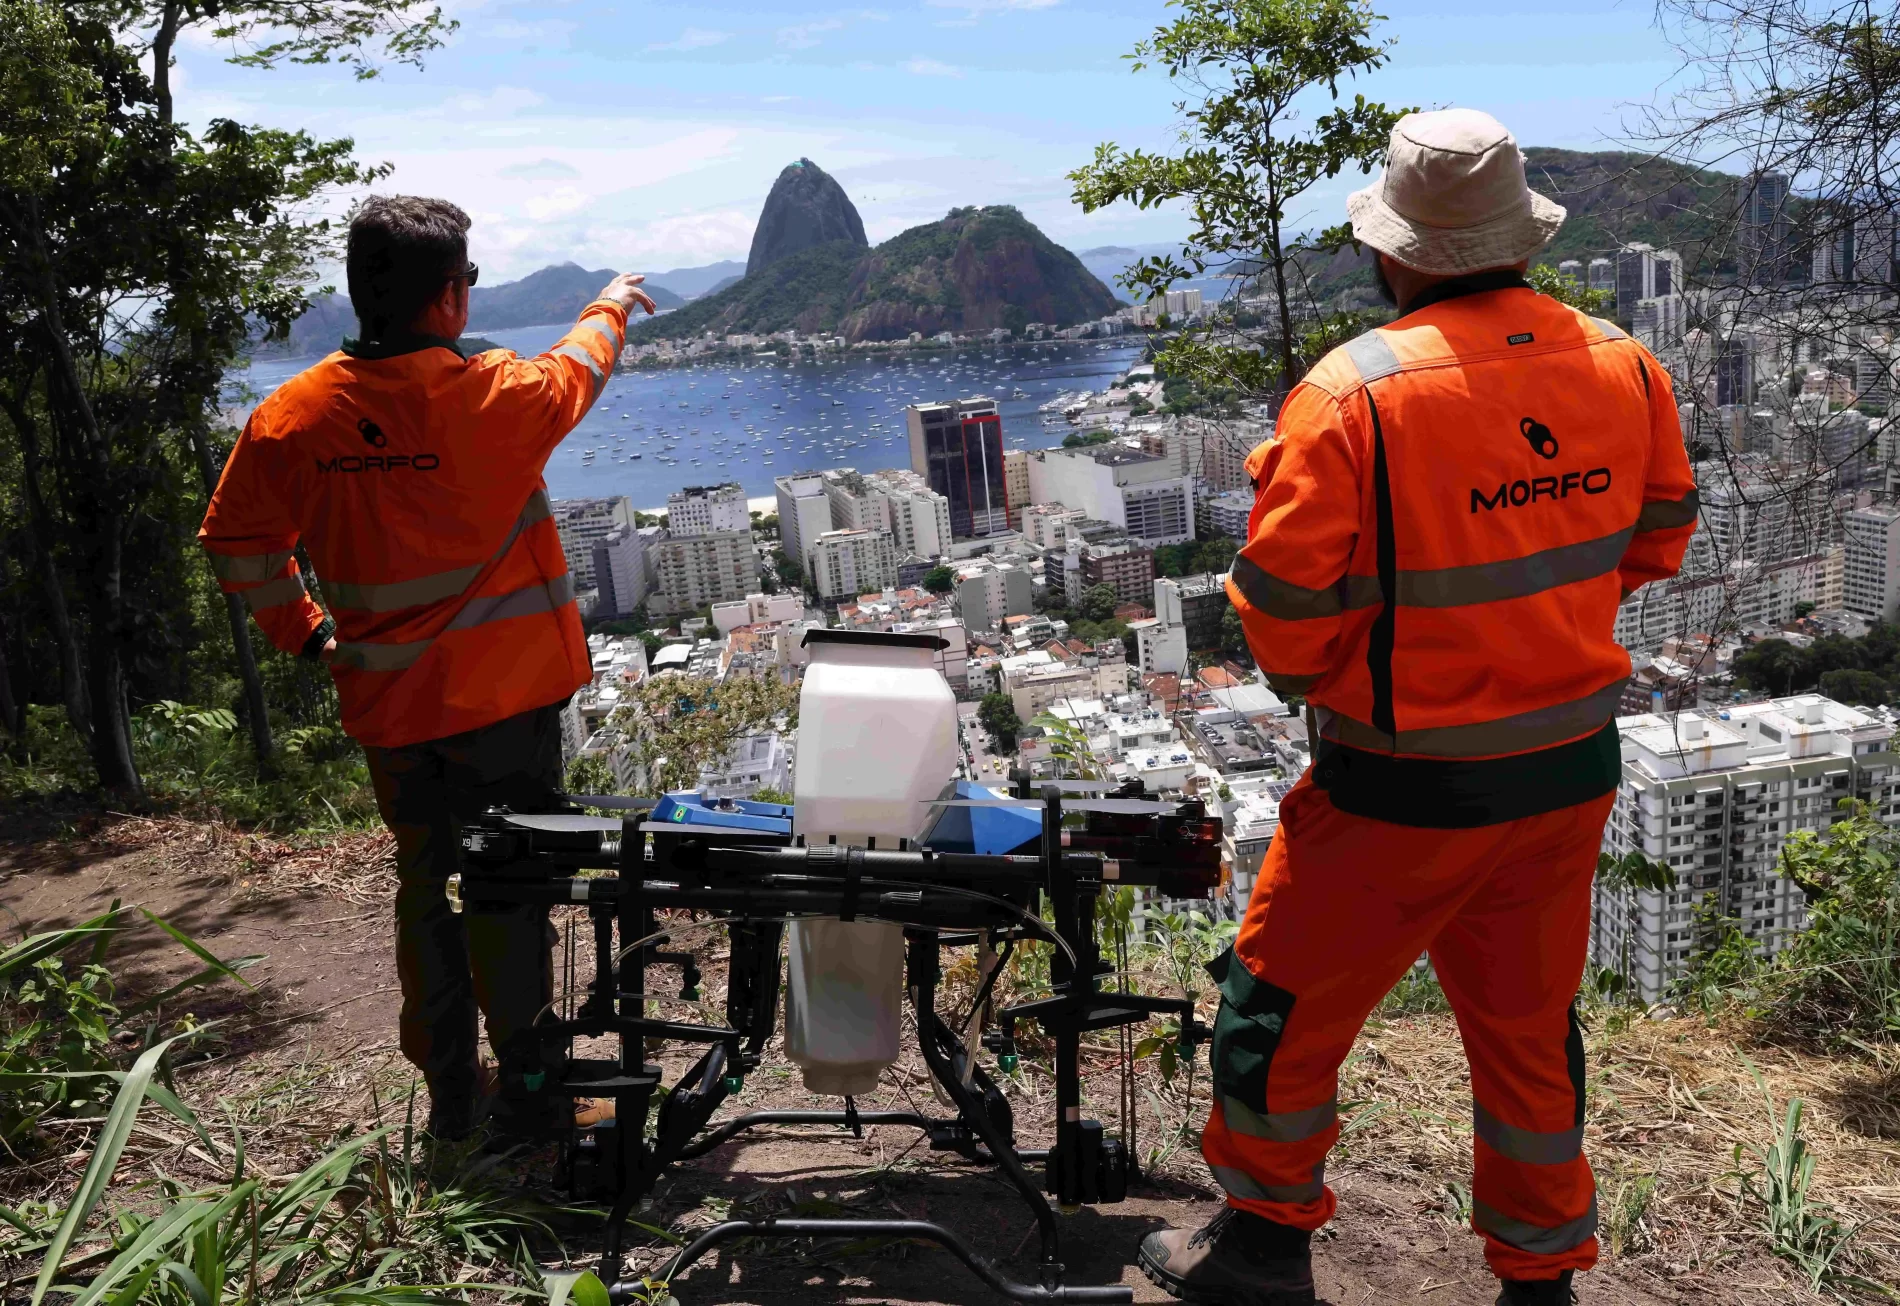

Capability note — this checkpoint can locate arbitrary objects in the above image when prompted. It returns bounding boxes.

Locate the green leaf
[138,909,256,990]
[545,1270,613,1306]
[34,1032,198,1306]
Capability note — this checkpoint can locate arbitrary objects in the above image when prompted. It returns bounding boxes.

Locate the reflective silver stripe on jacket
[1591,317,1628,341]
[327,489,552,614]
[1635,489,1699,533]
[1209,1162,1326,1205]
[1221,1096,1338,1143]
[1473,1101,1584,1165]
[1317,678,1626,759]
[1472,1196,1599,1255]
[1229,555,1381,621]
[1393,527,1633,608]
[332,575,575,672]
[208,549,293,584]
[1341,331,1403,384]
[552,341,610,403]
[241,575,307,613]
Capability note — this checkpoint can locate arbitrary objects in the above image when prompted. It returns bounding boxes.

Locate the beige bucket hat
[1346,108,1566,276]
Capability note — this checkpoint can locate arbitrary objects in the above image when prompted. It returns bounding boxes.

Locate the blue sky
[169,0,1686,283]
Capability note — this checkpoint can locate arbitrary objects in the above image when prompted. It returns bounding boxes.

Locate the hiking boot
[1137,1207,1316,1306]
[423,1060,499,1142]
[1498,1271,1574,1305]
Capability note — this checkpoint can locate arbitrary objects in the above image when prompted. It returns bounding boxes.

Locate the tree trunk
[0,386,93,749]
[186,422,275,771]
[3,193,144,801]
[0,612,23,746]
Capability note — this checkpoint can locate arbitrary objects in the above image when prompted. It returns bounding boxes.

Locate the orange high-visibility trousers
[1200,777,1612,1281]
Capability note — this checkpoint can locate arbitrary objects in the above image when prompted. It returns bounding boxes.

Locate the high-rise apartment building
[1811,207,1897,289]
[1025,445,1195,545]
[1843,502,1900,622]
[1739,172,1793,285]
[666,483,750,537]
[820,467,951,561]
[551,496,635,591]
[1002,448,1031,520]
[953,558,1034,631]
[591,526,652,619]
[807,527,898,603]
[906,398,1011,539]
[774,473,833,583]
[1587,258,1614,295]
[1596,697,1898,999]
[1154,572,1230,650]
[1615,244,1683,319]
[649,531,760,617]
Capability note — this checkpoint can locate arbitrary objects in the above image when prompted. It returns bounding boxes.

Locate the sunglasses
[447,262,480,287]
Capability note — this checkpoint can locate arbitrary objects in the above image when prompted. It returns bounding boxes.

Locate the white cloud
[524,186,591,220]
[646,27,730,52]
[925,0,1059,13]
[777,17,842,49]
[431,86,545,117]
[903,57,963,77]
[499,158,582,180]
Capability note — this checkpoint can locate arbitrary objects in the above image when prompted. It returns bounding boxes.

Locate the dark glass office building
[905,398,1011,540]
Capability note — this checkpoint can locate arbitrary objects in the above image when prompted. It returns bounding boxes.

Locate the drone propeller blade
[505,813,625,833]
[1035,779,1113,794]
[925,797,1186,814]
[561,793,656,812]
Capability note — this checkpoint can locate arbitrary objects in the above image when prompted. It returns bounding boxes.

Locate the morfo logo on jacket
[1469,415,1610,513]
[315,418,440,473]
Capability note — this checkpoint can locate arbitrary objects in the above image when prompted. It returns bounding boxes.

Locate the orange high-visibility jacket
[199,302,628,748]
[1228,280,1695,801]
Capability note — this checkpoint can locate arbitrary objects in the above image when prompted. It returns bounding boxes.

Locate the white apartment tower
[667,483,750,537]
[1596,697,1898,1000]
[1843,502,1900,622]
[551,496,634,590]
[808,527,898,602]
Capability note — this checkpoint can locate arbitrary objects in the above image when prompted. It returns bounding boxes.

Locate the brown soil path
[0,809,1829,1306]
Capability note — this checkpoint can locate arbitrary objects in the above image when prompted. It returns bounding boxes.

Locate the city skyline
[165,0,1685,282]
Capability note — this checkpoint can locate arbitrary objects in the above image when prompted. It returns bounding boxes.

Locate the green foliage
[1729,1060,1872,1296]
[1376,965,1449,1016]
[1597,850,1676,895]
[2,701,374,830]
[978,692,1023,754]
[1154,536,1241,579]
[773,549,805,593]
[1526,262,1614,315]
[1071,0,1411,397]
[1,905,257,1156]
[1768,798,1900,1046]
[1733,624,1900,699]
[1675,896,1760,1017]
[564,752,617,798]
[921,565,955,594]
[610,674,798,794]
[1078,583,1121,623]
[1062,429,1116,448]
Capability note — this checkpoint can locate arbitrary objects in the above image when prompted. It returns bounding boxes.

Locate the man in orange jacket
[1136,112,1696,1306]
[199,195,656,1138]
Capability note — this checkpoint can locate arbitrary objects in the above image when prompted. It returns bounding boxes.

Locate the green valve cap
[522,1070,546,1092]
[721,1074,745,1094]
[998,1053,1020,1073]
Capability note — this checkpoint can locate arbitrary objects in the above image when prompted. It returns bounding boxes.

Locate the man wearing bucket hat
[1135,110,1697,1305]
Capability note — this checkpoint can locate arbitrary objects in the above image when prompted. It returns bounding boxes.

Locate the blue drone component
[650,791,793,834]
[920,781,1043,856]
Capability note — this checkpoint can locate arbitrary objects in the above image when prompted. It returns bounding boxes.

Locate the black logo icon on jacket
[358,418,388,448]
[1519,417,1559,460]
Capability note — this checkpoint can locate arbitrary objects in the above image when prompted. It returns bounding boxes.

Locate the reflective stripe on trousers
[332,572,576,672]
[1473,1196,1599,1256]
[1211,1162,1326,1205]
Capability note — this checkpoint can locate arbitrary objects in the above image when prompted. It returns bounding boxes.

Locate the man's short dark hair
[347,195,471,338]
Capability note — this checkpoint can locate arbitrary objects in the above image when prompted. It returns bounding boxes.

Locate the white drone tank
[784,629,959,1095]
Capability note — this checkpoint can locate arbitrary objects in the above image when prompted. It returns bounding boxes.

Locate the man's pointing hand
[601,273,658,316]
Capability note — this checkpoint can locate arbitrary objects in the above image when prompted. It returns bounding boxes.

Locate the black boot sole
[1135,1242,1318,1306]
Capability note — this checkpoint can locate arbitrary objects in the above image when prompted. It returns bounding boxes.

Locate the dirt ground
[2,808,1887,1306]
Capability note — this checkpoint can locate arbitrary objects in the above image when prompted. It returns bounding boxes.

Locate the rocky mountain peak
[746,158,868,277]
